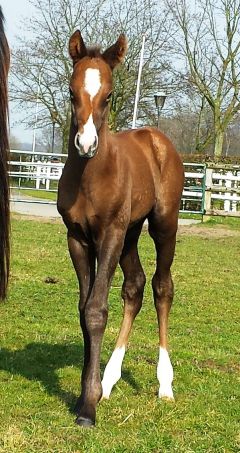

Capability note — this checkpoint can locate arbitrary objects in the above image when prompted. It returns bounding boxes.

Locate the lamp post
[32,59,47,161]
[132,35,146,129]
[154,91,167,129]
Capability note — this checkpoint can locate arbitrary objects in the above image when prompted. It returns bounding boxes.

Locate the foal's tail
[0,7,10,300]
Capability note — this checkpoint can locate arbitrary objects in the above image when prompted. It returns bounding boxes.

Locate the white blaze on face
[157,347,174,400]
[75,68,101,154]
[84,68,101,101]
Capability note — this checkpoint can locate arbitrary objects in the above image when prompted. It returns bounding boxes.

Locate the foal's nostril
[92,135,98,150]
[74,132,81,151]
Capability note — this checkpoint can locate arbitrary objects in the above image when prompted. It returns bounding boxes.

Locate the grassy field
[11,189,57,202]
[0,217,239,452]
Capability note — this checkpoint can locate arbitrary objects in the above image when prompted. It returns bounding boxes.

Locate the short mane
[87,46,101,58]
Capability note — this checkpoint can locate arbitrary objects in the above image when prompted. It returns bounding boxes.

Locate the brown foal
[57,30,184,427]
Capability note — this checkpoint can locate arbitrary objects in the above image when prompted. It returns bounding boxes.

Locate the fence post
[203,167,213,220]
[36,161,41,189]
[232,171,238,212]
[224,171,232,212]
[46,165,51,191]
[232,171,240,212]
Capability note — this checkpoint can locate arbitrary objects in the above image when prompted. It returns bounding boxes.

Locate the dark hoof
[75,415,95,428]
[74,399,82,414]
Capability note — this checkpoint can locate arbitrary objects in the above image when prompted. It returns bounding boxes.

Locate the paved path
[10,195,201,225]
[10,198,60,218]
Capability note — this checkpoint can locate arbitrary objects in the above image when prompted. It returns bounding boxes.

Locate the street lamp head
[154,91,167,110]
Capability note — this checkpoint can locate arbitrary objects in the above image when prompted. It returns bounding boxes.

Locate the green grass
[0,218,239,452]
[11,189,57,202]
[179,213,203,220]
[202,215,240,229]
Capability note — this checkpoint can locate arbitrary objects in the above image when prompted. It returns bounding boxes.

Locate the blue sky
[1,0,35,144]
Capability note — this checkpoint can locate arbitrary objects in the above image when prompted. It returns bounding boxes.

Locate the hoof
[160,395,175,402]
[74,399,82,414]
[159,389,175,402]
[100,394,110,403]
[75,415,95,428]
[158,385,174,401]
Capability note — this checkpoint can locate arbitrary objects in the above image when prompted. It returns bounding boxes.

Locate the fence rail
[9,150,240,217]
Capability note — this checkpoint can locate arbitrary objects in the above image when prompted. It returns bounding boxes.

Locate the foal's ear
[102,34,128,70]
[69,30,87,65]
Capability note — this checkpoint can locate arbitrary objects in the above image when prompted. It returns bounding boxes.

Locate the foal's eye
[106,92,112,103]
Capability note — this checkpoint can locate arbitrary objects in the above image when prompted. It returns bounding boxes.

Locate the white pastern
[84,68,101,101]
[157,347,174,400]
[79,114,97,153]
[101,346,126,399]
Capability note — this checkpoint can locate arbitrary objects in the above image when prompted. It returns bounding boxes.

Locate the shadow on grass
[0,342,140,413]
[0,343,82,413]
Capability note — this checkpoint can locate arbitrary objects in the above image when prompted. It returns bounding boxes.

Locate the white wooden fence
[181,162,240,216]
[204,166,240,216]
[181,163,206,214]
[9,150,240,217]
[9,149,67,195]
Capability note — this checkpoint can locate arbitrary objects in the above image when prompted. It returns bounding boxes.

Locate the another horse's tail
[0,7,10,300]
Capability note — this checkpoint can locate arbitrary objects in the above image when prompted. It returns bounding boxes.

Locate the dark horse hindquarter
[0,7,10,300]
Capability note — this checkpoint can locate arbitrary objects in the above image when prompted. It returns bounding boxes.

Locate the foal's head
[69,31,127,158]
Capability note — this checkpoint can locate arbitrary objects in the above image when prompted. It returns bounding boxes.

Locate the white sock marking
[157,347,174,400]
[101,346,126,399]
[84,68,101,101]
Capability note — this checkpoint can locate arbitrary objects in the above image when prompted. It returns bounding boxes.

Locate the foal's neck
[97,119,110,152]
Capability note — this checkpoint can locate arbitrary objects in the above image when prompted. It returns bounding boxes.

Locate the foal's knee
[122,270,146,310]
[152,273,174,303]
[85,302,108,334]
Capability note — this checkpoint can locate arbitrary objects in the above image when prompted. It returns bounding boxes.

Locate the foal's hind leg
[102,224,145,399]
[149,219,177,400]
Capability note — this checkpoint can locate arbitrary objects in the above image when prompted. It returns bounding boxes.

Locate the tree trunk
[61,119,71,153]
[214,129,224,158]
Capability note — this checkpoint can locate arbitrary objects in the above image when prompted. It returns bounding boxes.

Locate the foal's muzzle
[74,132,99,159]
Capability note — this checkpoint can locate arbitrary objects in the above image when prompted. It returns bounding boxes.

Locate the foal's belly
[129,185,155,224]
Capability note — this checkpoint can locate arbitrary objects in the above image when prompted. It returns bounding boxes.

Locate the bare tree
[10,0,173,152]
[9,134,21,150]
[37,125,62,153]
[166,0,240,158]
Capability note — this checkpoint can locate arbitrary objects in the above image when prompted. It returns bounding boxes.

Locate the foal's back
[110,126,184,226]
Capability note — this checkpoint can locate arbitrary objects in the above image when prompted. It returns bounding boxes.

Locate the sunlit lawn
[0,216,239,452]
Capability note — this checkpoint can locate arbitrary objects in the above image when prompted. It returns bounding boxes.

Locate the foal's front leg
[75,228,125,427]
[67,232,95,409]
